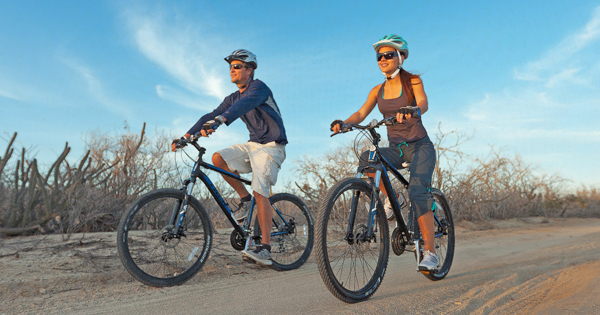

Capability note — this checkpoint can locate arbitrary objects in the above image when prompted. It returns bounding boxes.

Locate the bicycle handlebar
[330,116,397,137]
[176,135,205,152]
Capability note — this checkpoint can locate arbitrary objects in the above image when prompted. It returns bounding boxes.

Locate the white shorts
[217,141,286,197]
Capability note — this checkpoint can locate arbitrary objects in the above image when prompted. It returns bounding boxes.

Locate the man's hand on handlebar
[201,120,220,136]
[396,106,421,123]
[171,136,188,152]
[200,115,226,137]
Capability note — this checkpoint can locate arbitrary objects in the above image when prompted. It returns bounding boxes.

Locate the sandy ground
[1,217,599,314]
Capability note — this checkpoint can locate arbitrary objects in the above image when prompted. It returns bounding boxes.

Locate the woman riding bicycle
[331,34,438,271]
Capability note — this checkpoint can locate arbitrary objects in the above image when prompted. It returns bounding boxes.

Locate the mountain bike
[315,117,455,303]
[116,138,314,287]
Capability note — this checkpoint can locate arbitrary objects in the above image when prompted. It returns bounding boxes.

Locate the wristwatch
[215,115,226,124]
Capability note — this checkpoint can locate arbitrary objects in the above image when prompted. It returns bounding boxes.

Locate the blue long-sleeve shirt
[187,79,288,145]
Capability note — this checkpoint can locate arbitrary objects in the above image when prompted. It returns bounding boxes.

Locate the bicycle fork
[345,171,381,244]
[165,180,196,239]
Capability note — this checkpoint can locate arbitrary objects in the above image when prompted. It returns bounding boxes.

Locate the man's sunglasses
[376,51,399,61]
[230,64,247,70]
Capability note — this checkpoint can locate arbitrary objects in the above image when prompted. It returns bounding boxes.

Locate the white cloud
[61,57,133,118]
[461,6,600,144]
[0,88,22,101]
[155,84,213,111]
[514,6,600,82]
[545,68,584,88]
[123,9,229,103]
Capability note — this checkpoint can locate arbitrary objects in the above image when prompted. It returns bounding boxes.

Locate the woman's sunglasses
[230,64,247,70]
[376,51,398,61]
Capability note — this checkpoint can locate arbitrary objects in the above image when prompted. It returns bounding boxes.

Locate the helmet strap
[385,68,401,80]
[384,50,403,80]
[240,73,253,89]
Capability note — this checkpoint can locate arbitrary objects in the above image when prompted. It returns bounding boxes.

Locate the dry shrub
[291,136,373,211]
[0,124,182,238]
[442,148,566,220]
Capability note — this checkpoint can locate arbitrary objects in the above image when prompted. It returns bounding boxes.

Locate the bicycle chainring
[391,227,408,256]
[230,230,246,251]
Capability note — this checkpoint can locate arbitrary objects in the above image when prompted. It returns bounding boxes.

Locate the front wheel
[116,189,213,287]
[423,189,455,281]
[315,177,390,303]
[254,193,314,271]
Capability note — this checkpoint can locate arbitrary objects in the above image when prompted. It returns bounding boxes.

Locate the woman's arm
[331,84,381,133]
[396,78,428,123]
[331,85,380,133]
[412,77,428,114]
[346,84,380,123]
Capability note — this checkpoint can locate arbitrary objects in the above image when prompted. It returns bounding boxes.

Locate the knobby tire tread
[423,188,454,281]
[315,178,390,303]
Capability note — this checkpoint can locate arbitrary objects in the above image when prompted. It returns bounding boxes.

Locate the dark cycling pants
[360,135,436,218]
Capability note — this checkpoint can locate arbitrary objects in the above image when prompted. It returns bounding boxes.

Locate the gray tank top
[376,81,427,144]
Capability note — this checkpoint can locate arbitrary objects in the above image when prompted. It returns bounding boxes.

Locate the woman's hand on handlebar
[396,106,421,123]
[330,119,347,135]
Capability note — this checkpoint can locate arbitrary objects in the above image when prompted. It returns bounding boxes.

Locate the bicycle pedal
[242,254,256,264]
[418,266,437,274]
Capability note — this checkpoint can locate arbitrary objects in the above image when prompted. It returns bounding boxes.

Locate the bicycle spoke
[316,178,389,302]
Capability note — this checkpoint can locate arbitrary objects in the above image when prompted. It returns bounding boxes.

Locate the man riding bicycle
[171,49,287,266]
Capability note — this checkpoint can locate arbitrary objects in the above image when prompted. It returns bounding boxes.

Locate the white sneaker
[234,198,251,222]
[242,245,272,266]
[384,198,394,220]
[418,250,439,271]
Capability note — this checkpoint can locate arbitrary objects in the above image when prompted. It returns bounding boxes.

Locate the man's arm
[220,82,270,125]
[186,98,232,136]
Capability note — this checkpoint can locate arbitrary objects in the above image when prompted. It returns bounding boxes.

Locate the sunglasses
[230,64,247,70]
[376,51,399,61]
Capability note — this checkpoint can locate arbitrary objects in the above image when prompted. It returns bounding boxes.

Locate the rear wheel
[315,177,389,303]
[423,189,454,281]
[253,193,314,271]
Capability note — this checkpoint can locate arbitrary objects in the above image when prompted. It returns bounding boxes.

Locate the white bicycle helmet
[224,49,258,69]
[373,34,409,58]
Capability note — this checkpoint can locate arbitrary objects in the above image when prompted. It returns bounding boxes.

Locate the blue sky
[1,0,599,190]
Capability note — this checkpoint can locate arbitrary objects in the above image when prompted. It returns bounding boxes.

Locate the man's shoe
[418,250,439,271]
[242,244,272,266]
[234,196,252,222]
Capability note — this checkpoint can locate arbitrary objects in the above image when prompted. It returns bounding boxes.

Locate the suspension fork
[366,170,382,237]
[168,179,196,234]
[345,171,381,243]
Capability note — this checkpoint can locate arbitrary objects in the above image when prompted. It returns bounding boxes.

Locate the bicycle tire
[423,188,454,281]
[117,188,213,287]
[315,177,390,303]
[252,193,314,271]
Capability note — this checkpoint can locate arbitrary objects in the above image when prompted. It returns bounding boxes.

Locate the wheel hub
[160,225,182,248]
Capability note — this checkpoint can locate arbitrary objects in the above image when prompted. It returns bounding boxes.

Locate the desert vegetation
[1,123,598,238]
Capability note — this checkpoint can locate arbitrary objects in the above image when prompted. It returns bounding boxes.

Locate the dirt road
[2,217,599,314]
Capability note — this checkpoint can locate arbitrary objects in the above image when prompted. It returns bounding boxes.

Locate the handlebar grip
[202,120,221,131]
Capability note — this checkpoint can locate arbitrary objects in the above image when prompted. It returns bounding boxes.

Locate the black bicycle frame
[172,143,252,236]
[172,142,294,238]
[350,128,413,243]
